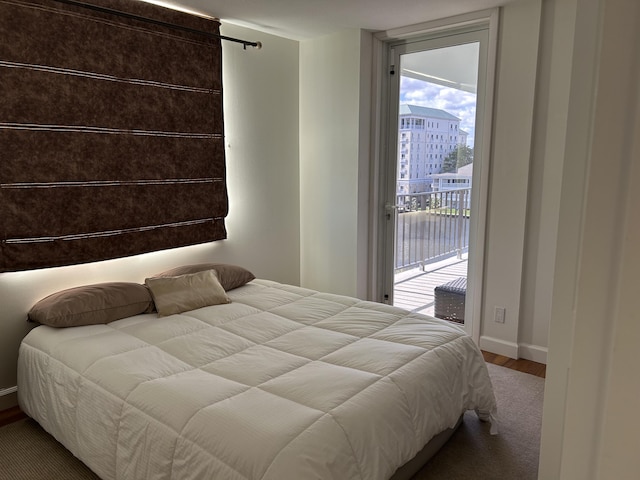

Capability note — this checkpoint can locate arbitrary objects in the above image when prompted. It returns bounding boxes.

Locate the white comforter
[18,280,496,480]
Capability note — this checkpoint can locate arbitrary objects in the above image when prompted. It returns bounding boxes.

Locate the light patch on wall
[136,0,218,20]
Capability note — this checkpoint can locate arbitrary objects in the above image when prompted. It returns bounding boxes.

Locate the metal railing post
[456,190,465,259]
[394,187,471,273]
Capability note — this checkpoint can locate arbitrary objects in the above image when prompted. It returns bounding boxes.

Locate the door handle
[385,203,400,219]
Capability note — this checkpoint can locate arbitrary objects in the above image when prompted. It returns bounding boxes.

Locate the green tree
[441,145,473,173]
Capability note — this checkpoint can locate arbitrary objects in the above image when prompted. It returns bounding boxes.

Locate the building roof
[430,162,473,178]
[457,162,473,176]
[399,104,460,121]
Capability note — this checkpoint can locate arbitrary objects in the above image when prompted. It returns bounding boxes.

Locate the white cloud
[400,77,477,145]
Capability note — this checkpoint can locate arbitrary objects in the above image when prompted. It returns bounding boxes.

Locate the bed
[17,264,497,480]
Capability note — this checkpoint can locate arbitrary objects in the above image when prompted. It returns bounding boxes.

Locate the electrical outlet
[494,306,506,323]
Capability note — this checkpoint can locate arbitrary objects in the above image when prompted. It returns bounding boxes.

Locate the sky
[400,76,477,147]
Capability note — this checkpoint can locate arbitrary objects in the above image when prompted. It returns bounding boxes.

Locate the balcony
[394,255,468,317]
[393,188,471,318]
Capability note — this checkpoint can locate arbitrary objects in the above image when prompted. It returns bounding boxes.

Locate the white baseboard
[0,386,17,397]
[518,343,548,364]
[479,336,548,364]
[479,336,519,358]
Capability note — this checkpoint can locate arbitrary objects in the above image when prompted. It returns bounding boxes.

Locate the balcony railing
[395,188,471,272]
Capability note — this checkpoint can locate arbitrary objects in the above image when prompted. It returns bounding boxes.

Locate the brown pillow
[145,269,230,316]
[28,282,154,328]
[152,263,255,291]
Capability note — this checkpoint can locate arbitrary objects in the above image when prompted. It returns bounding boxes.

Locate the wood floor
[0,405,26,428]
[483,350,546,378]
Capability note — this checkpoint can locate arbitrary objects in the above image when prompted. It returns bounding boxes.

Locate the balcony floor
[393,255,468,317]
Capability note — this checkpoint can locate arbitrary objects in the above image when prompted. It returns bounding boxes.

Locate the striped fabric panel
[0,0,227,271]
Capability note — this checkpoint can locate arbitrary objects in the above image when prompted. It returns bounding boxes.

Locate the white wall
[477,0,542,359]
[596,97,640,478]
[517,0,571,366]
[0,24,300,410]
[540,0,640,476]
[299,29,372,298]
[217,23,301,282]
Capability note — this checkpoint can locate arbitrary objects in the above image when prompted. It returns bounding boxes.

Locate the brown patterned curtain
[0,0,227,272]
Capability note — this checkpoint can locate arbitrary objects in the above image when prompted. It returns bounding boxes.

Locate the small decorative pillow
[152,263,255,291]
[145,269,230,316]
[27,282,155,328]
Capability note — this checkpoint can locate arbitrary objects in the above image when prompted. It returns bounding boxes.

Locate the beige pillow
[28,282,155,328]
[152,263,255,291]
[145,269,230,316]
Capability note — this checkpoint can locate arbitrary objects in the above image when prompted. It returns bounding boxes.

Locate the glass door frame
[373,12,499,342]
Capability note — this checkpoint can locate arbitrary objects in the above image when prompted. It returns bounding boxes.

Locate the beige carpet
[413,363,545,479]
[0,363,544,479]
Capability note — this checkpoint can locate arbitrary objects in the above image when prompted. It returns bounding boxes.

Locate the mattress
[18,279,497,480]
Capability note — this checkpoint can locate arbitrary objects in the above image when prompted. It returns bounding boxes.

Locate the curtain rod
[52,0,262,49]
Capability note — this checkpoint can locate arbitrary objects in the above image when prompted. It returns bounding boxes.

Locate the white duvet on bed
[18,279,496,480]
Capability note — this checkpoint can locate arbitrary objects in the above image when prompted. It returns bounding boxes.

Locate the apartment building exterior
[397,104,469,194]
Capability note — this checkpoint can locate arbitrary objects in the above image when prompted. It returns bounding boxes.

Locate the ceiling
[148,0,511,41]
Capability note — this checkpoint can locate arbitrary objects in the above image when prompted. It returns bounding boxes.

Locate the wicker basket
[434,277,467,324]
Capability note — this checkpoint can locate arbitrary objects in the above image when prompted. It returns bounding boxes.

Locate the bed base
[389,415,463,480]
